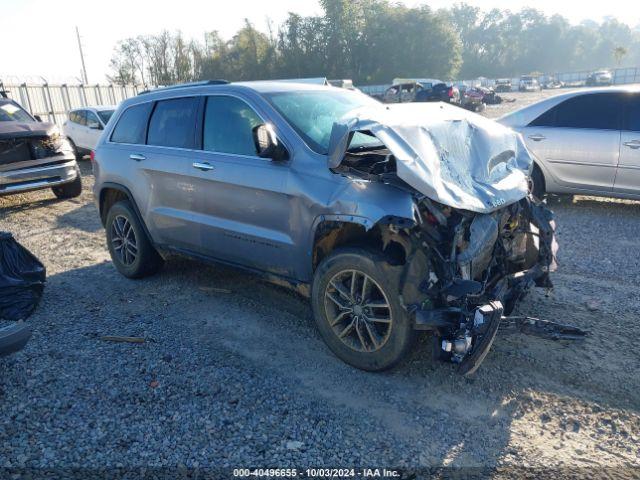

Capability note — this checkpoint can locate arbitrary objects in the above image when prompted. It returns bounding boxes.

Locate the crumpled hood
[328,103,533,213]
[0,121,57,141]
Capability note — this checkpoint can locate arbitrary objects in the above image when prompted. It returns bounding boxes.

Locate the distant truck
[494,79,512,92]
[518,75,541,92]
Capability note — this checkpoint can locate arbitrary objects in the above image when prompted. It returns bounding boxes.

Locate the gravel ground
[1,89,640,477]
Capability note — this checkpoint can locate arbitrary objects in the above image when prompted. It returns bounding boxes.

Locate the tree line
[109,0,640,87]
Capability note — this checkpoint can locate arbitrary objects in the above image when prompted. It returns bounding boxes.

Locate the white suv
[63,106,115,158]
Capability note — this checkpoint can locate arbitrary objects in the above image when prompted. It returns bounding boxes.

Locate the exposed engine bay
[328,103,586,374]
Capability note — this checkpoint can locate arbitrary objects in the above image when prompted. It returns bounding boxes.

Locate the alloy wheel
[323,269,393,353]
[111,215,138,266]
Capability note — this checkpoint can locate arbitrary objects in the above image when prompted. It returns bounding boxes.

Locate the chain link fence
[1,82,140,127]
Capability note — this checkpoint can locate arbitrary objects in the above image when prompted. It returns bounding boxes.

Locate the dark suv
[93,80,557,374]
[0,91,81,198]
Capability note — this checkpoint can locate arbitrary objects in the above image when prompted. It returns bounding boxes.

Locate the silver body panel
[499,86,640,199]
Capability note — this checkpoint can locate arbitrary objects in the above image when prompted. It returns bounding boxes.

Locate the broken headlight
[31,130,71,159]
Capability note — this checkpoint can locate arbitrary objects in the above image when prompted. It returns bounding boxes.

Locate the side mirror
[34,115,42,122]
[88,121,102,130]
[252,123,288,161]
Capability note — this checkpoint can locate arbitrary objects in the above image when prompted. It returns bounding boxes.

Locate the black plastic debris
[0,232,46,321]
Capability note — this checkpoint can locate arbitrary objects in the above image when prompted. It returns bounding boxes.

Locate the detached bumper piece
[500,316,589,342]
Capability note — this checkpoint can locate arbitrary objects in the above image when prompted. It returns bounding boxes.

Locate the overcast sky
[2,0,638,83]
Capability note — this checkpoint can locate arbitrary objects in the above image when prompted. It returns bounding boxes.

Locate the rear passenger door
[183,94,296,276]
[614,94,640,195]
[108,99,197,251]
[522,93,622,192]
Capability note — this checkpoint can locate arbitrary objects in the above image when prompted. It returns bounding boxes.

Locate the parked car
[93,80,559,374]
[383,82,423,103]
[518,76,541,92]
[63,105,116,158]
[494,79,512,93]
[499,86,640,200]
[586,69,613,87]
[459,86,486,112]
[0,95,81,198]
[543,78,564,89]
[415,82,460,104]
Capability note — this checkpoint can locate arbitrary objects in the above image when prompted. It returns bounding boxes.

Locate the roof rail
[138,79,229,95]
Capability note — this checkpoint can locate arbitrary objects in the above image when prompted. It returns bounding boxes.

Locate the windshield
[97,109,115,124]
[0,100,34,123]
[265,89,382,154]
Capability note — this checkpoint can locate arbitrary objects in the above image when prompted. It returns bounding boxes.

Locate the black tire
[105,200,163,279]
[67,138,82,161]
[529,163,545,200]
[311,248,416,371]
[52,173,82,199]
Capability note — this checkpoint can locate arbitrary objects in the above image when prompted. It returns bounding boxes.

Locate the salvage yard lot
[1,89,640,474]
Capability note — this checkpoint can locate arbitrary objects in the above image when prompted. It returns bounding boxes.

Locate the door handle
[193,162,215,171]
[623,140,640,149]
[528,134,546,142]
[129,154,146,161]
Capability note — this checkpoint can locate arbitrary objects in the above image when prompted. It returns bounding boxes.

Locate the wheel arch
[98,183,153,241]
[309,214,414,277]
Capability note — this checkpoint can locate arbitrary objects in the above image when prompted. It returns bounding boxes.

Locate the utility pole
[76,26,88,84]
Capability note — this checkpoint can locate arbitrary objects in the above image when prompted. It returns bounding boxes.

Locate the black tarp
[0,232,46,321]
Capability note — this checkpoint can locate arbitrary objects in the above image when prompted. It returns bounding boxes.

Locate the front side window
[111,102,153,144]
[530,93,621,130]
[202,96,262,156]
[265,89,381,154]
[97,110,115,125]
[0,100,34,123]
[147,97,198,149]
[85,111,101,128]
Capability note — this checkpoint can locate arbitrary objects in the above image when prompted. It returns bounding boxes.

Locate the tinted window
[147,97,198,149]
[70,110,86,126]
[624,95,640,132]
[530,93,621,130]
[202,96,262,156]
[97,110,115,125]
[85,111,101,127]
[111,103,153,144]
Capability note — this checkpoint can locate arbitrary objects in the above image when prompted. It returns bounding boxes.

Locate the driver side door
[183,94,297,277]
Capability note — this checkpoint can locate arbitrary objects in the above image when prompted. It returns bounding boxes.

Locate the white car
[63,106,116,158]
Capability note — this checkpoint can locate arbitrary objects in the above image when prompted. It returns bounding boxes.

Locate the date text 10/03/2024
[233,468,401,478]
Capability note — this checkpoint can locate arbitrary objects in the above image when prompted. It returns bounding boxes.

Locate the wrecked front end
[329,103,580,374]
[400,195,558,375]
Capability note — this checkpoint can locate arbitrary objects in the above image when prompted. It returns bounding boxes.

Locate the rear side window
[202,96,262,156]
[147,97,199,149]
[529,93,621,130]
[111,103,153,144]
[623,95,640,132]
[70,110,86,126]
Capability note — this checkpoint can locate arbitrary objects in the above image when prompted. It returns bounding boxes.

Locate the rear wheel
[105,200,163,278]
[52,174,82,199]
[311,248,416,371]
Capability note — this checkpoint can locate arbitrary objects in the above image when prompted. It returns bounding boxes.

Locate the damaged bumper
[401,196,585,375]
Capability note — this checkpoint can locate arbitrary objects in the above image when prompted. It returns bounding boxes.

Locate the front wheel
[529,164,545,200]
[52,174,82,199]
[311,248,416,371]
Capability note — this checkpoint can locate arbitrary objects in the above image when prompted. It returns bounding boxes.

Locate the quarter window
[147,97,199,149]
[111,103,153,145]
[202,96,262,156]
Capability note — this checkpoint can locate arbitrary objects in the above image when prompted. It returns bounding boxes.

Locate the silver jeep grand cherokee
[93,80,560,374]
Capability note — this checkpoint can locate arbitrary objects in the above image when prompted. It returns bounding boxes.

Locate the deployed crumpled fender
[328,102,533,214]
